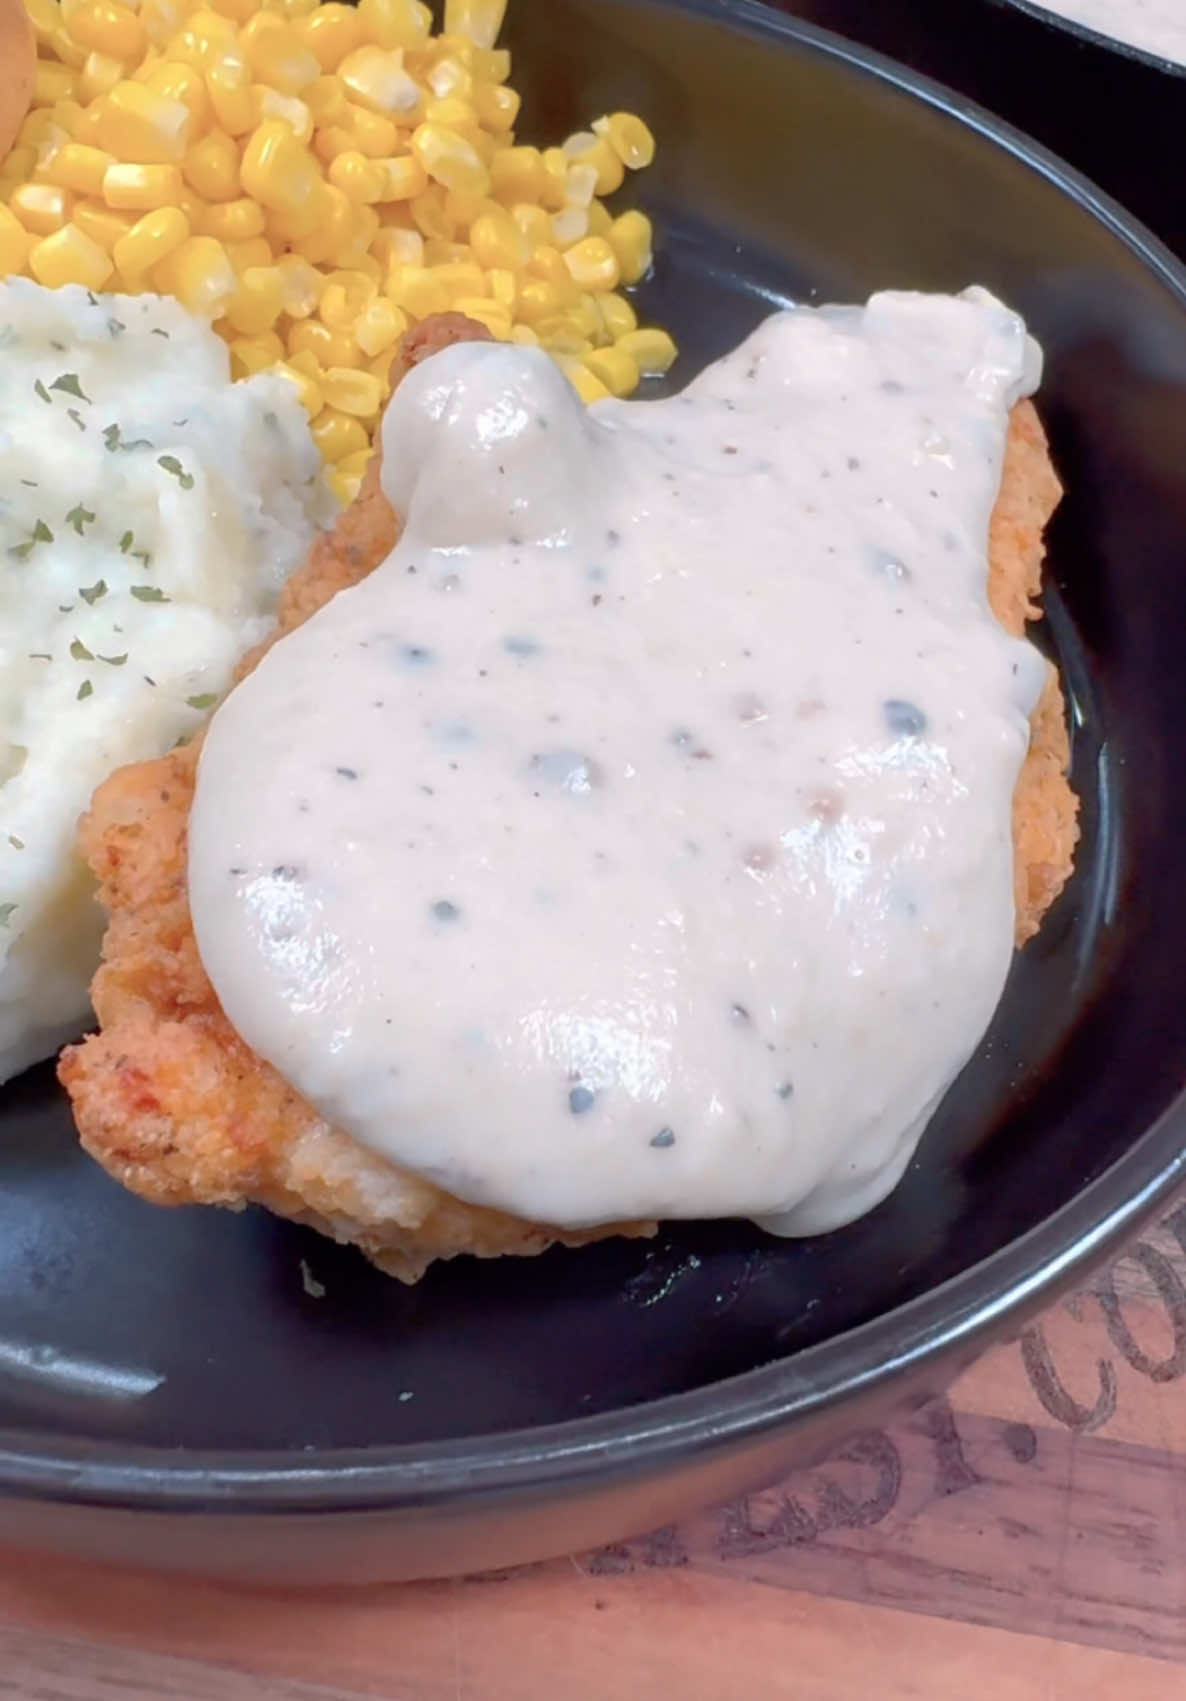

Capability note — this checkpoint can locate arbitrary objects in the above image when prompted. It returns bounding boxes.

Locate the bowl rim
[992,0,1186,78]
[5,0,1186,1517]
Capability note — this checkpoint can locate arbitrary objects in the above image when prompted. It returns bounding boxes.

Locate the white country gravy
[189,288,1050,1235]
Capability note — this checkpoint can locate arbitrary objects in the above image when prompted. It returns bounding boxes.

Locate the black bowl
[4,0,1186,1585]
[789,0,1186,258]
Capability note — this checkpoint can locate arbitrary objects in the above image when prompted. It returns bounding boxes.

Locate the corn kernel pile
[0,0,677,504]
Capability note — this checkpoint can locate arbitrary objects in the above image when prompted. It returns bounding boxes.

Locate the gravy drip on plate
[189,289,1048,1235]
[1033,0,1186,65]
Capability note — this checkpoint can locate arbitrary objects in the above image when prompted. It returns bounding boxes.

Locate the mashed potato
[0,278,336,1083]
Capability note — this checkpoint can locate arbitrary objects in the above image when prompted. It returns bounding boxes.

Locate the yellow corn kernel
[301,3,363,71]
[42,142,113,196]
[535,318,590,356]
[422,237,469,265]
[407,187,452,240]
[1,148,37,186]
[96,81,191,163]
[486,265,515,309]
[425,54,472,100]
[451,296,508,338]
[586,344,640,398]
[356,0,430,51]
[319,268,376,328]
[353,294,405,355]
[585,198,612,238]
[205,54,255,134]
[18,111,59,151]
[175,7,239,67]
[244,21,319,93]
[286,349,323,383]
[550,206,588,248]
[559,356,611,405]
[311,125,353,167]
[593,111,656,171]
[327,465,359,505]
[145,61,210,130]
[320,364,383,416]
[113,204,190,273]
[65,0,146,60]
[468,206,524,271]
[563,133,624,197]
[276,251,323,315]
[527,243,575,288]
[72,198,134,249]
[26,0,63,45]
[563,234,619,291]
[509,322,539,346]
[375,153,427,200]
[198,196,267,240]
[250,86,314,142]
[34,63,78,107]
[423,94,479,136]
[472,80,518,133]
[430,258,483,298]
[616,326,677,376]
[567,293,603,341]
[183,131,239,200]
[306,75,349,125]
[271,357,323,413]
[28,222,114,289]
[140,0,183,45]
[337,446,372,478]
[0,207,33,276]
[337,46,421,118]
[339,209,381,269]
[410,122,488,194]
[151,231,235,312]
[514,277,563,325]
[289,318,358,366]
[328,149,386,203]
[228,330,284,374]
[289,182,352,260]
[371,223,422,268]
[226,234,273,270]
[443,0,506,48]
[346,104,399,157]
[388,262,448,319]
[309,404,368,460]
[538,146,568,210]
[510,200,549,249]
[76,50,124,102]
[223,263,285,332]
[608,208,652,284]
[102,161,183,209]
[239,120,322,211]
[489,144,543,204]
[207,0,256,20]
[10,184,72,236]
[283,0,322,17]
[597,290,637,340]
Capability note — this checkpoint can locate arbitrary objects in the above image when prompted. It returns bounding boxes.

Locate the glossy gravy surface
[189,289,1047,1234]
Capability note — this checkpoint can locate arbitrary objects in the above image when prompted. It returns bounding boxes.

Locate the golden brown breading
[58,323,1079,1282]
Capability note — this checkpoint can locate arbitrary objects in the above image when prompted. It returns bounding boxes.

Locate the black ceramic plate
[4,0,1186,1585]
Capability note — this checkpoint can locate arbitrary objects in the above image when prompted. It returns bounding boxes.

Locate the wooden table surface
[2,1200,1185,1700]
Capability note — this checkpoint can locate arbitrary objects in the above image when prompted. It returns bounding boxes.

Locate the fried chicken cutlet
[59,314,1079,1282]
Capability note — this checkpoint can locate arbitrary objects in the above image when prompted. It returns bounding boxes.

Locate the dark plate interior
[3,0,1186,1465]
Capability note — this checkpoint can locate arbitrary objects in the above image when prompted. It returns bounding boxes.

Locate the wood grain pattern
[3,1198,1186,1697]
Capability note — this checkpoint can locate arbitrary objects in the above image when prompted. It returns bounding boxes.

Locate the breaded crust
[58,320,1079,1282]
